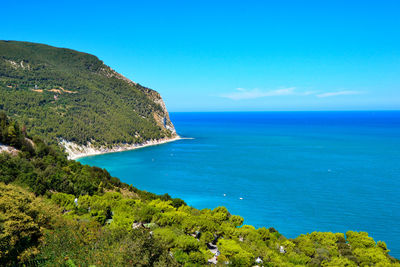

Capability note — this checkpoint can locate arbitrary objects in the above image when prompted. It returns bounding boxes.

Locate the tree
[200,231,214,244]
[218,239,254,267]
[346,231,376,249]
[229,215,244,227]
[175,235,200,253]
[0,183,54,265]
[322,257,357,267]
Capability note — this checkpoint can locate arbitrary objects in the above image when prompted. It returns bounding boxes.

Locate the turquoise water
[79,111,400,257]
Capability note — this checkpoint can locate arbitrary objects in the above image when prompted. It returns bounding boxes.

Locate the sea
[78,111,400,258]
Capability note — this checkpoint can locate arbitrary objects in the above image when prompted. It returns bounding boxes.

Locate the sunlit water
[79,111,400,257]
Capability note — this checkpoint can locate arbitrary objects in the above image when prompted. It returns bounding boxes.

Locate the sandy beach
[61,136,184,160]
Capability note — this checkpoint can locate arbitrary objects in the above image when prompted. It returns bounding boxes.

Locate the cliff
[0,40,178,157]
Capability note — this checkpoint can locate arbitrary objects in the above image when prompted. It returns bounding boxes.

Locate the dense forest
[0,40,176,147]
[1,113,399,266]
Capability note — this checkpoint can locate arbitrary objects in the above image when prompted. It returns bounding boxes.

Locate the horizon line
[169,109,400,113]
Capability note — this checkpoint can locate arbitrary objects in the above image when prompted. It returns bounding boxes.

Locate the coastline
[61,136,184,160]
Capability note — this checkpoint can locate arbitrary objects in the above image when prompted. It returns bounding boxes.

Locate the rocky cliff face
[144,90,177,135]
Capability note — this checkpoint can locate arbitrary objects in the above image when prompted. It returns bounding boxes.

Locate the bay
[79,111,400,257]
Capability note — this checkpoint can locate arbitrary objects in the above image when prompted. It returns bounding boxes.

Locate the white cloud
[316,90,363,98]
[220,87,300,100]
[220,88,364,100]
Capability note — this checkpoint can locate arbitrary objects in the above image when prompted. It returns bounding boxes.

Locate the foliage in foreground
[1,113,399,266]
[2,180,399,266]
[0,183,178,266]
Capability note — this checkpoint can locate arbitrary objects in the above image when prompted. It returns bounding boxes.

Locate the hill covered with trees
[0,40,176,148]
[1,113,399,266]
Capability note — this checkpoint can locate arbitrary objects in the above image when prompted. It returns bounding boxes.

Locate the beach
[61,136,183,160]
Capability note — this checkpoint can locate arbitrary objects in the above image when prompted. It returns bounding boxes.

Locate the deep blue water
[79,111,400,257]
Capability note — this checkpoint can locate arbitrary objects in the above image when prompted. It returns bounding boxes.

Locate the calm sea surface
[79,111,400,257]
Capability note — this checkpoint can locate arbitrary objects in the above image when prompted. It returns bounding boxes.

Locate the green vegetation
[0,183,50,264]
[0,40,175,147]
[0,111,184,200]
[0,183,178,266]
[1,113,399,266]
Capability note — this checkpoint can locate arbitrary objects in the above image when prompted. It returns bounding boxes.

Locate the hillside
[1,113,399,266]
[0,41,177,152]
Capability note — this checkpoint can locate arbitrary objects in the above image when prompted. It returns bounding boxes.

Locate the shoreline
[61,136,185,160]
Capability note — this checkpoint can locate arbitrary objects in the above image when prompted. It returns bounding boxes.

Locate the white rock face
[0,143,19,155]
[60,136,182,160]
[148,91,177,135]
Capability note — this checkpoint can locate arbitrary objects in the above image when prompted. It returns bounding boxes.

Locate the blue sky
[1,0,399,111]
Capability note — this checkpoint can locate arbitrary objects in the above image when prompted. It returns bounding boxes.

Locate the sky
[1,0,399,111]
